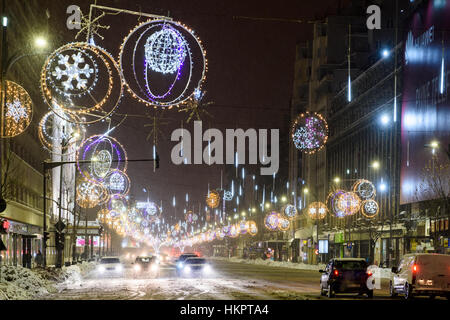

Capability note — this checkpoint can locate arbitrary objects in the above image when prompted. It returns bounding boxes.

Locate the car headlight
[98,266,105,273]
[151,264,158,272]
[116,265,123,272]
[183,266,191,274]
[133,265,141,272]
[177,262,183,269]
[203,264,212,274]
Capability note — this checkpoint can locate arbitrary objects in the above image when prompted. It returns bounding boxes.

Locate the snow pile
[59,261,97,285]
[211,256,326,271]
[0,265,56,300]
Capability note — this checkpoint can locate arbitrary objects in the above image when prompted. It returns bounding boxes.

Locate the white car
[97,257,124,277]
[178,257,213,278]
[390,253,450,300]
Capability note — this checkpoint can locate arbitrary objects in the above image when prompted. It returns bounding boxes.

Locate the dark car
[177,257,213,277]
[319,258,374,298]
[133,256,159,277]
[175,253,199,270]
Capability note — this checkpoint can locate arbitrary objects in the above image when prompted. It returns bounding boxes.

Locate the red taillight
[367,271,372,276]
[334,270,339,276]
[413,264,418,272]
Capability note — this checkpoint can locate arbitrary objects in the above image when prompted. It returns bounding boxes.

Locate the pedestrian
[35,250,43,268]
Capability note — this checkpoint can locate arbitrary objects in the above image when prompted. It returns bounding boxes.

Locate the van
[390,253,450,300]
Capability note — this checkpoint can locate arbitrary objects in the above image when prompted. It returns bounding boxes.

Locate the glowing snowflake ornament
[52,52,94,91]
[144,26,187,74]
[291,112,328,154]
[361,199,379,218]
[6,100,27,123]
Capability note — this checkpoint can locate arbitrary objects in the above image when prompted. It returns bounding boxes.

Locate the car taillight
[334,270,339,277]
[412,264,417,272]
[367,270,372,276]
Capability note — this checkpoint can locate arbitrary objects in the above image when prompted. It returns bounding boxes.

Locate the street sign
[55,220,66,233]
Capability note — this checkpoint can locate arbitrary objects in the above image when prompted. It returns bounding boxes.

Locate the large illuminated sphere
[248,221,258,236]
[283,204,298,219]
[336,192,361,216]
[77,135,127,183]
[307,202,328,220]
[144,26,187,74]
[361,199,379,218]
[76,179,108,208]
[264,212,280,231]
[239,221,249,235]
[278,217,290,231]
[327,190,347,218]
[2,80,33,138]
[104,169,130,196]
[291,112,328,154]
[38,110,85,155]
[119,19,207,107]
[41,42,123,124]
[352,179,376,200]
[206,190,220,209]
[108,194,128,216]
[228,224,239,238]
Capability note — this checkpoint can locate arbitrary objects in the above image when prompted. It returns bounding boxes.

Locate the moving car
[390,253,450,300]
[132,256,159,277]
[96,257,124,277]
[319,258,374,298]
[175,253,199,270]
[178,257,213,277]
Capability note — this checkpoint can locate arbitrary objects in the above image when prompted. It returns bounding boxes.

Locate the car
[319,258,374,298]
[175,253,199,270]
[132,256,159,277]
[96,257,124,277]
[390,253,450,300]
[178,257,213,277]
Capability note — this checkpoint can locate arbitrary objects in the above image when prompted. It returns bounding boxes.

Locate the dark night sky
[44,0,345,221]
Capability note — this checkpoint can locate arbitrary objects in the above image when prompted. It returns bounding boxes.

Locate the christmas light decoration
[278,217,290,231]
[361,199,379,218]
[119,19,207,108]
[307,202,328,220]
[283,204,298,219]
[264,212,280,231]
[352,179,376,200]
[2,80,33,138]
[206,190,220,208]
[291,112,328,154]
[248,221,258,236]
[223,190,233,201]
[327,190,347,218]
[336,192,361,216]
[41,42,123,124]
[104,169,130,196]
[76,179,109,208]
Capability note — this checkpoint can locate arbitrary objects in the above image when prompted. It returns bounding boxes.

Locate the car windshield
[334,260,367,270]
[136,257,153,263]
[100,258,120,264]
[186,258,206,264]
[179,254,197,261]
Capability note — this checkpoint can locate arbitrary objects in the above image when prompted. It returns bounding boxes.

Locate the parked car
[390,253,450,300]
[96,256,124,277]
[319,258,374,298]
[177,257,213,277]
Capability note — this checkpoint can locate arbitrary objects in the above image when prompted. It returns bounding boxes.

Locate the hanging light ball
[336,192,361,216]
[206,190,220,208]
[247,221,258,236]
[352,179,376,200]
[223,190,233,201]
[291,111,328,154]
[264,212,280,231]
[307,202,328,220]
[278,217,290,231]
[76,179,108,208]
[2,80,33,138]
[283,204,298,219]
[361,199,379,218]
[327,190,347,218]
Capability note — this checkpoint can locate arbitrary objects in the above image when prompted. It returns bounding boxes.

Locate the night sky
[45,0,345,221]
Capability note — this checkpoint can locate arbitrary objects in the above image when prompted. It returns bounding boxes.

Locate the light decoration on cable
[119,19,207,108]
[264,212,280,231]
[283,204,298,219]
[361,199,379,218]
[1,80,33,138]
[307,202,328,220]
[278,217,290,231]
[41,42,123,124]
[327,190,347,218]
[248,221,258,236]
[108,194,128,219]
[352,179,376,200]
[38,110,85,155]
[239,220,249,235]
[104,169,130,196]
[223,190,233,201]
[76,179,108,208]
[77,134,127,183]
[228,224,239,238]
[291,111,328,154]
[206,190,220,208]
[336,192,361,216]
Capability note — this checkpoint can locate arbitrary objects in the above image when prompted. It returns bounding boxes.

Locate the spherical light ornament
[278,217,290,231]
[327,190,347,218]
[336,192,361,216]
[192,214,198,222]
[41,42,123,124]
[248,221,258,236]
[283,204,298,219]
[108,194,128,216]
[291,112,328,154]
[352,179,376,200]
[307,202,328,220]
[119,19,207,108]
[223,191,233,201]
[206,190,220,209]
[104,169,130,196]
[361,199,379,218]
[229,224,239,238]
[1,80,33,138]
[239,221,249,235]
[76,179,108,208]
[264,212,280,231]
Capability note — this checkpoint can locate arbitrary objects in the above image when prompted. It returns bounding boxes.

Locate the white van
[390,253,450,300]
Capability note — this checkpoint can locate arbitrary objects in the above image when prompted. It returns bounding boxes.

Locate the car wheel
[327,284,334,298]
[404,282,413,300]
[320,286,326,296]
[367,290,373,299]
[389,281,398,297]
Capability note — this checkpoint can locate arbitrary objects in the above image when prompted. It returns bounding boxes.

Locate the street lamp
[303,188,309,194]
[265,203,270,209]
[281,196,287,203]
[34,36,48,48]
[333,177,341,184]
[2,16,7,27]
[371,161,380,170]
[379,182,387,192]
